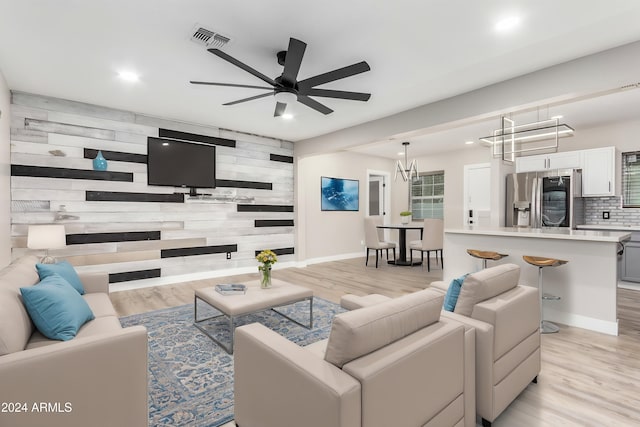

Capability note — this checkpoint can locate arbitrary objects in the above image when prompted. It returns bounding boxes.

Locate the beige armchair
[431,264,540,427]
[234,289,476,427]
[409,218,444,271]
[364,216,396,268]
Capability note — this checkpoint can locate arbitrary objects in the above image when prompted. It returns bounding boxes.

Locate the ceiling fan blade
[298,61,370,90]
[303,88,371,101]
[274,102,287,117]
[281,38,306,85]
[223,92,273,106]
[208,48,278,87]
[297,95,333,115]
[190,81,274,90]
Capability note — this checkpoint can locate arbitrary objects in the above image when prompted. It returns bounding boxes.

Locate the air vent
[190,25,231,49]
[620,82,640,90]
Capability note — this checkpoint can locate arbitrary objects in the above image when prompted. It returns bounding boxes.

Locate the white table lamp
[27,224,67,264]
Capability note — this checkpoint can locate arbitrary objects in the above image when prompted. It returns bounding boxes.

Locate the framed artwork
[321,176,359,211]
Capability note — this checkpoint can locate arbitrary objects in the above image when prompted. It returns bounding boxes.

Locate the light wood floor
[111,257,640,426]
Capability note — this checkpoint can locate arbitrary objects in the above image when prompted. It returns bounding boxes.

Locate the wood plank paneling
[83,148,147,164]
[11,165,133,182]
[161,244,238,258]
[66,231,161,245]
[109,269,161,283]
[270,153,294,163]
[86,191,184,203]
[9,92,294,281]
[158,128,236,147]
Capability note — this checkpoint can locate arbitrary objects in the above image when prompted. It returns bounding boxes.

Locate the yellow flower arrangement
[256,249,278,268]
[256,249,277,288]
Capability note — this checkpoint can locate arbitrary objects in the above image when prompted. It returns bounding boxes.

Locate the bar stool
[467,249,508,269]
[523,255,568,334]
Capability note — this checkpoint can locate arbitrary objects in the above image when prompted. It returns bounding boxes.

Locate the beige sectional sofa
[234,288,476,427]
[341,263,541,427]
[0,255,148,427]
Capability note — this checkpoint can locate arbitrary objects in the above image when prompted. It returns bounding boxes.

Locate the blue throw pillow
[36,261,85,295]
[20,274,95,341]
[443,274,469,312]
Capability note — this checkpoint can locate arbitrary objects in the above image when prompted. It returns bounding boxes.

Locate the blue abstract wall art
[321,176,359,211]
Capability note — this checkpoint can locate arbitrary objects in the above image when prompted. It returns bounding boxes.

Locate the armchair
[431,263,540,427]
[234,289,475,427]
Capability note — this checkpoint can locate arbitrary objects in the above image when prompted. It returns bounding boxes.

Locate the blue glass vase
[93,150,108,171]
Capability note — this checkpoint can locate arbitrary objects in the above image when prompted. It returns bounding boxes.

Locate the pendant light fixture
[480,115,574,161]
[394,141,418,211]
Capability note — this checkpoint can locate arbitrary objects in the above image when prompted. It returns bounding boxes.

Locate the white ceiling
[1,0,640,157]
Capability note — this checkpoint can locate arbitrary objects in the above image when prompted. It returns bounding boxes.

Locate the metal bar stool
[523,255,568,334]
[467,249,508,269]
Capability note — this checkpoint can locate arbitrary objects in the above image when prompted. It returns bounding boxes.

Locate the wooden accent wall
[9,92,294,285]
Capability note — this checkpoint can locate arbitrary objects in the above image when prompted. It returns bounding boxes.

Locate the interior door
[464,163,491,226]
[368,176,384,216]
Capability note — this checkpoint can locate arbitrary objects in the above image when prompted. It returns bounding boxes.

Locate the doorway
[463,163,491,226]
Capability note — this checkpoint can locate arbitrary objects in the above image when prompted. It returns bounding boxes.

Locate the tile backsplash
[584,196,640,225]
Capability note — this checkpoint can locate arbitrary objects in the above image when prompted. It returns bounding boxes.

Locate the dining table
[377,223,424,266]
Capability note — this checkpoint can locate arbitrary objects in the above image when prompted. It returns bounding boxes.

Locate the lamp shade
[27,225,67,250]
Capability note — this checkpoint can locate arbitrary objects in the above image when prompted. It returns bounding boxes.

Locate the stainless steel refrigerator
[505,169,584,228]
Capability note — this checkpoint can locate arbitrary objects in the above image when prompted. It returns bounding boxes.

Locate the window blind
[411,171,444,219]
[622,151,640,207]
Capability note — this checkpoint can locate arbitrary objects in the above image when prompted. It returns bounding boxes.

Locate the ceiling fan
[190,37,371,117]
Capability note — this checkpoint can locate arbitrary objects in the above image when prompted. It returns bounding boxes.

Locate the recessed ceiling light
[117,70,140,82]
[495,16,520,32]
[397,152,404,156]
[281,113,294,120]
[465,140,475,145]
[551,115,563,120]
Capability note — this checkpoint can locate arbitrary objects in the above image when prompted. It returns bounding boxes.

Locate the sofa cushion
[36,261,85,295]
[20,274,95,341]
[83,293,118,318]
[0,255,40,356]
[454,263,520,317]
[324,289,444,368]
[443,274,468,312]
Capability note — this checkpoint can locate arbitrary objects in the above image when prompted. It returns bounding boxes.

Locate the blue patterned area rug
[120,297,344,427]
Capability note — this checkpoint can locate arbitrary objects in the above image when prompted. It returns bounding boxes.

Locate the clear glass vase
[260,266,272,289]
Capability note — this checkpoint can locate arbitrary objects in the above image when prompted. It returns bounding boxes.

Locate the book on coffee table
[215,284,247,295]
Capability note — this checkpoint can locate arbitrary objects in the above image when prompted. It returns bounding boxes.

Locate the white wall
[0,69,10,267]
[390,145,492,229]
[295,151,393,261]
[296,118,640,263]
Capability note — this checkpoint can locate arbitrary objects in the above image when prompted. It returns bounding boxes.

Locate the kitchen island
[442,226,631,335]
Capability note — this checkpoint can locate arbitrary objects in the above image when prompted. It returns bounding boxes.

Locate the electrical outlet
[226,252,231,259]
[360,240,364,245]
[603,211,610,220]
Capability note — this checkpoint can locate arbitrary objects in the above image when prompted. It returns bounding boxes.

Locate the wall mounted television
[321,176,359,211]
[147,137,216,196]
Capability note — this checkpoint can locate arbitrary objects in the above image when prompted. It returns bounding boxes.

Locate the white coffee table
[194,279,314,353]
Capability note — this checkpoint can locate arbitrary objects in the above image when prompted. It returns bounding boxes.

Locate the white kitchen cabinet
[582,147,616,197]
[515,155,547,172]
[515,151,581,172]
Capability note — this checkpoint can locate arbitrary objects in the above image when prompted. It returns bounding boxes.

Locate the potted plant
[400,211,412,224]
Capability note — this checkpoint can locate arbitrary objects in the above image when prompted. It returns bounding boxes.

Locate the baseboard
[618,280,640,291]
[109,261,299,292]
[545,308,618,336]
[297,252,364,267]
[111,252,368,292]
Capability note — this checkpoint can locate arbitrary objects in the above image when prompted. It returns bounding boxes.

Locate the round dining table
[377,223,424,266]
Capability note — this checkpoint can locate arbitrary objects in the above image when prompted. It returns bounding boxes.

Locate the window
[622,151,640,207]
[411,171,444,219]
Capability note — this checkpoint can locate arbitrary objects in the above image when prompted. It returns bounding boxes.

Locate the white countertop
[445,226,631,242]
[577,224,640,232]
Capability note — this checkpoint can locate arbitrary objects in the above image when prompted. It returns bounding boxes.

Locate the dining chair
[408,218,444,271]
[364,216,396,268]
